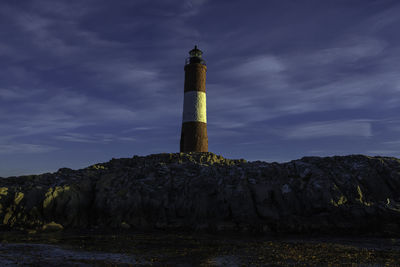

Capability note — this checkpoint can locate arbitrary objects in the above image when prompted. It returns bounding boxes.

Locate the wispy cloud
[15,13,79,57]
[54,133,99,143]
[306,37,386,64]
[55,132,137,143]
[381,141,400,148]
[122,127,157,133]
[0,144,57,154]
[84,61,167,95]
[230,55,285,77]
[0,88,143,147]
[364,3,400,32]
[366,150,400,157]
[182,0,209,17]
[282,120,373,140]
[0,87,45,100]
[208,33,399,133]
[0,88,27,100]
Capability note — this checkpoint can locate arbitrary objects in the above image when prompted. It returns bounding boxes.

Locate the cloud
[0,88,143,147]
[182,0,209,17]
[364,4,400,32]
[382,140,400,146]
[0,43,21,59]
[307,37,386,64]
[0,88,27,100]
[232,56,285,77]
[84,61,166,95]
[54,133,99,143]
[122,127,157,133]
[54,132,137,143]
[0,143,57,154]
[282,120,373,140]
[366,150,400,156]
[207,33,399,133]
[0,87,45,101]
[29,0,93,19]
[15,13,79,57]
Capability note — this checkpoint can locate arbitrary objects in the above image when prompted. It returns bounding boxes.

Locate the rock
[42,221,64,232]
[0,152,399,235]
[121,222,130,229]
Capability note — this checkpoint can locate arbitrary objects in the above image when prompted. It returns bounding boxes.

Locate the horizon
[1,0,400,177]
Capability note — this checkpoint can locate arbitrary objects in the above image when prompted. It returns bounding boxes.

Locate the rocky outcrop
[0,152,400,235]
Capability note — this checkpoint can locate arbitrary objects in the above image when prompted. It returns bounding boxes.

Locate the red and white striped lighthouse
[180,45,208,152]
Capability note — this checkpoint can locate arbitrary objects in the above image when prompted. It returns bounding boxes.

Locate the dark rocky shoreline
[1,152,399,236]
[1,230,400,266]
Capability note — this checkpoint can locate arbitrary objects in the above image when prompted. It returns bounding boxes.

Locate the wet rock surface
[0,231,399,266]
[0,242,142,266]
[0,152,400,235]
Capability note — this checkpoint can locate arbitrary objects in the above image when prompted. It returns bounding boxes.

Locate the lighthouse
[180,45,208,152]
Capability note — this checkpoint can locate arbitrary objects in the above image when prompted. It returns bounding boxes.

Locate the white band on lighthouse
[182,91,207,123]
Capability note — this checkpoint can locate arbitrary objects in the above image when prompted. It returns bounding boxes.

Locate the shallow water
[0,243,143,266]
[0,231,399,266]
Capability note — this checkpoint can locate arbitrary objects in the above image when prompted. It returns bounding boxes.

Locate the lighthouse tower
[180,45,208,152]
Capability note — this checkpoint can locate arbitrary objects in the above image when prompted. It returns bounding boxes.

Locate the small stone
[121,222,131,229]
[42,221,64,232]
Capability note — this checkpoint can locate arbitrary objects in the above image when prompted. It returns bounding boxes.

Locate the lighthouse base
[180,121,208,152]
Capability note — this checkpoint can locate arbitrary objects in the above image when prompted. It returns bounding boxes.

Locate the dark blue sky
[1,0,399,177]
